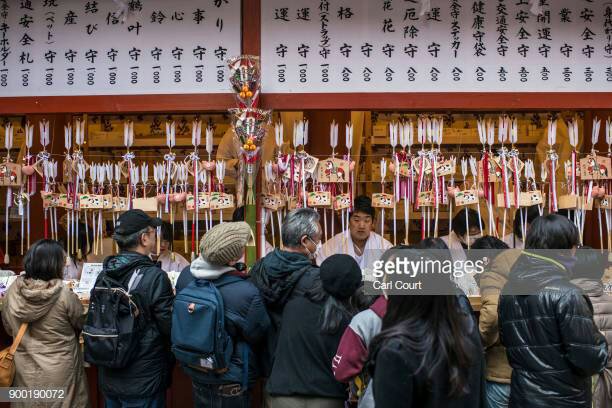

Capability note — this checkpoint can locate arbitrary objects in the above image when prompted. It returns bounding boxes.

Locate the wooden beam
[260,93,612,111]
[242,0,261,56]
[0,94,235,115]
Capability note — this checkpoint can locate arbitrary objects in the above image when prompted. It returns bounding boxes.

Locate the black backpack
[83,269,146,369]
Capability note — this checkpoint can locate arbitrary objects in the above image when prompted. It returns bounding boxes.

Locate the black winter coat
[499,251,608,408]
[98,251,175,398]
[266,294,349,399]
[249,249,320,377]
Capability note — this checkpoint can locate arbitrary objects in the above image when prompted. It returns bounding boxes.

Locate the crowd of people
[1,197,611,408]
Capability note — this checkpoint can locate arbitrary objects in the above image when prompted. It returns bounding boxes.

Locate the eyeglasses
[306,236,320,246]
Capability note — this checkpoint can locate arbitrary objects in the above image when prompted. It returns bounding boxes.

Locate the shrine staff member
[502,205,541,249]
[440,208,483,296]
[153,222,190,273]
[317,196,392,273]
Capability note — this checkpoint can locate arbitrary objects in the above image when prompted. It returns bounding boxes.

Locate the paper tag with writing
[417,191,434,207]
[317,158,350,183]
[209,192,234,210]
[334,193,351,210]
[0,162,21,186]
[455,190,479,206]
[307,191,332,207]
[580,155,612,180]
[372,193,394,209]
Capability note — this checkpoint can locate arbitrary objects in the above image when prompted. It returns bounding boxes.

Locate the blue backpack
[171,275,247,386]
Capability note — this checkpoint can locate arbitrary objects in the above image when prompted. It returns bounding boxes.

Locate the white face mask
[305,236,322,259]
[461,233,483,247]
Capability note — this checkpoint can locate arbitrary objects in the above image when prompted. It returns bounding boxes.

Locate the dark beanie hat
[320,254,362,300]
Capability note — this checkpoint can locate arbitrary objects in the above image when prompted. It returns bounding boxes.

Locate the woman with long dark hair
[367,247,485,408]
[266,254,363,408]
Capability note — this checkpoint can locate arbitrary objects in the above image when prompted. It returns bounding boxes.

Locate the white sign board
[0,0,240,96]
[76,262,103,294]
[261,0,612,92]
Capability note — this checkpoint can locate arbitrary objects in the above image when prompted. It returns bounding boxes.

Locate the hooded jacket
[176,257,271,386]
[478,249,521,383]
[2,277,89,408]
[570,278,612,408]
[499,252,608,408]
[249,249,320,376]
[97,251,174,398]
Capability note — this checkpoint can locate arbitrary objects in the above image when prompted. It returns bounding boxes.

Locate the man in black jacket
[99,209,174,408]
[250,208,322,378]
[499,214,608,408]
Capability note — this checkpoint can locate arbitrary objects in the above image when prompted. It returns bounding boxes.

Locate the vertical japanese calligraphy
[1,0,240,96]
[261,0,612,92]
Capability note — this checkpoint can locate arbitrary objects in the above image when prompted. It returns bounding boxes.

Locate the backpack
[171,275,244,383]
[83,269,145,369]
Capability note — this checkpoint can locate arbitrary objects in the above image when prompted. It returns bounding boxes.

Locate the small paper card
[58,193,74,209]
[186,192,210,210]
[79,194,105,209]
[417,191,434,207]
[596,195,612,209]
[0,275,17,298]
[317,158,350,183]
[112,196,128,212]
[436,159,456,177]
[372,193,394,209]
[0,162,21,186]
[307,191,332,207]
[519,191,543,207]
[75,263,103,296]
[334,193,351,210]
[260,193,282,210]
[41,191,59,208]
[455,190,479,206]
[102,194,113,209]
[209,192,234,210]
[133,197,158,212]
[580,155,612,180]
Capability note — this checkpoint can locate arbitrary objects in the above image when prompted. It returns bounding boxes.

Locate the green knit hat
[200,221,252,266]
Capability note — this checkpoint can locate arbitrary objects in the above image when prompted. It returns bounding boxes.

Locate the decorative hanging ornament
[227,55,261,108]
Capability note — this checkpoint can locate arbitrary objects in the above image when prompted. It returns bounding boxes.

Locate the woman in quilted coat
[2,239,89,408]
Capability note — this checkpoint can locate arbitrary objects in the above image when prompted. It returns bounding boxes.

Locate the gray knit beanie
[200,221,252,266]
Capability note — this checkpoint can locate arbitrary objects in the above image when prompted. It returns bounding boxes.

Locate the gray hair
[282,208,320,248]
[113,227,150,251]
